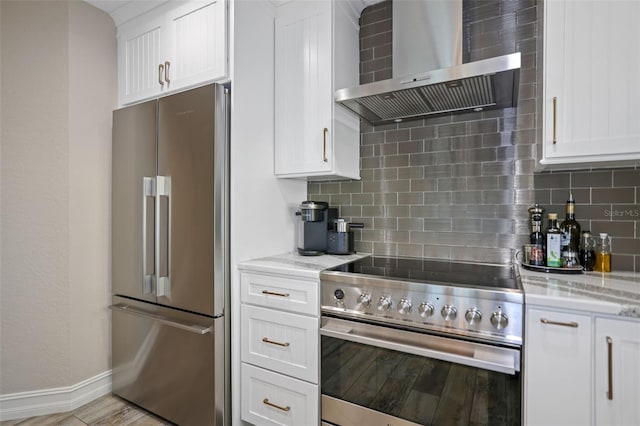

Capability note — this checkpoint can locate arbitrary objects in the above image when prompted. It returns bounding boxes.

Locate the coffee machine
[295,201,338,256]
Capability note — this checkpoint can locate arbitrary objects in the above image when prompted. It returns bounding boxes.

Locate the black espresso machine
[295,201,363,255]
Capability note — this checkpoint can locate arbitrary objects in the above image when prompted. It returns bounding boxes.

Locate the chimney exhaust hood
[335,1,521,126]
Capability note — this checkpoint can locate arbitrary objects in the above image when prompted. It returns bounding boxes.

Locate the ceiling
[85,0,381,27]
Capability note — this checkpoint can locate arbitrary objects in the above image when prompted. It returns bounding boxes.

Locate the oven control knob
[465,308,482,325]
[441,305,457,321]
[357,293,372,309]
[333,289,345,300]
[397,298,412,315]
[377,296,392,312]
[418,302,434,318]
[490,311,509,330]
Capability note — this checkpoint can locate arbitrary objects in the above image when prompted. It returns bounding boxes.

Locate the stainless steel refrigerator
[110,83,229,426]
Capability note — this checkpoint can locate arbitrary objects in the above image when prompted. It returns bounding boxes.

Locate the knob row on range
[334,290,509,330]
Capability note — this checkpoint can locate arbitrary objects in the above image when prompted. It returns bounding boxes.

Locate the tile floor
[0,394,171,426]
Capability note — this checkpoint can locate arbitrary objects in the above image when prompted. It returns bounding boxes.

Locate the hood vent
[335,1,521,125]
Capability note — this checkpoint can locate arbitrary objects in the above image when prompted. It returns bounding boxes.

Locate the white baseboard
[0,370,112,421]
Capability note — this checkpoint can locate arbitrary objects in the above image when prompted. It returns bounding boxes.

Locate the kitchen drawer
[241,272,319,316]
[241,304,319,383]
[241,363,319,426]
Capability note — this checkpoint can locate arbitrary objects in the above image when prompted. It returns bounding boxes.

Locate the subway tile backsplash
[307,0,640,271]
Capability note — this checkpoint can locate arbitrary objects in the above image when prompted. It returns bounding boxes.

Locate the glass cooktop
[324,256,522,291]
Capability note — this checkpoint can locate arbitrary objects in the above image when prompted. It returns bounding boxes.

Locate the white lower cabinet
[240,270,320,425]
[241,363,318,426]
[594,317,640,426]
[525,307,640,426]
[524,307,592,426]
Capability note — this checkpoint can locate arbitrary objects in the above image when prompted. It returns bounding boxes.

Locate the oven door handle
[321,317,520,375]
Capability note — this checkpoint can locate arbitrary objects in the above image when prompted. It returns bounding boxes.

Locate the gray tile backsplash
[307,0,640,271]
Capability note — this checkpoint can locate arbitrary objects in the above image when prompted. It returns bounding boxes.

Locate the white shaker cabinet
[524,307,592,426]
[117,0,227,106]
[541,0,640,167]
[594,317,640,426]
[274,0,360,181]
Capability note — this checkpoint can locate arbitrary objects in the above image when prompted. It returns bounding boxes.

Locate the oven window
[321,336,521,425]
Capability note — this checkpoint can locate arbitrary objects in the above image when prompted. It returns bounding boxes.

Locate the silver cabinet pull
[540,318,578,328]
[322,127,328,162]
[142,177,156,294]
[164,61,171,84]
[552,96,557,144]
[261,290,290,298]
[159,63,165,87]
[109,303,212,335]
[156,176,171,297]
[606,336,613,400]
[263,398,291,412]
[262,337,290,347]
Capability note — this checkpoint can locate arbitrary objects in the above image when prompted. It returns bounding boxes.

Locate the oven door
[320,316,521,426]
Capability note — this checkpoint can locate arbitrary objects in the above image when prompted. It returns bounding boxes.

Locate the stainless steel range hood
[335,1,521,125]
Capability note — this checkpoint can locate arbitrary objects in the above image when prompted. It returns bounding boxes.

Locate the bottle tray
[520,263,584,274]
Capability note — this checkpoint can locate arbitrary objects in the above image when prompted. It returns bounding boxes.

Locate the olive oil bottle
[546,213,562,267]
[560,192,581,255]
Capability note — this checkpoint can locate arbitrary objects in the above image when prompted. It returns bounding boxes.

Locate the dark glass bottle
[560,192,581,255]
[528,204,545,266]
[579,230,596,271]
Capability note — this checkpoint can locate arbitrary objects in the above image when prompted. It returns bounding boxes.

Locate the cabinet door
[241,305,319,383]
[241,363,319,426]
[595,317,640,426]
[118,14,167,105]
[542,0,640,166]
[524,308,592,426]
[165,0,227,92]
[240,272,319,316]
[274,1,333,177]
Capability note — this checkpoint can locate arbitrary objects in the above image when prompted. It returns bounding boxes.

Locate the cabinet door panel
[524,308,592,426]
[167,0,227,91]
[543,0,640,166]
[275,1,332,176]
[241,363,318,426]
[595,317,640,426]
[241,305,319,383]
[118,16,165,105]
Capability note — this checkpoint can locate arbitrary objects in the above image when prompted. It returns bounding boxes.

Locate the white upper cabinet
[542,0,640,167]
[274,0,361,181]
[117,0,227,105]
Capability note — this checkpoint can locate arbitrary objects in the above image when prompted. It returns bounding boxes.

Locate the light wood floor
[0,394,171,426]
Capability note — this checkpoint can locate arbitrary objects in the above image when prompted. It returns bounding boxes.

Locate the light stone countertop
[237,251,370,279]
[519,265,640,318]
[239,252,640,318]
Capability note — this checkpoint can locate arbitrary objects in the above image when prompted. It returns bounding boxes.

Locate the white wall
[0,0,115,403]
[230,1,307,423]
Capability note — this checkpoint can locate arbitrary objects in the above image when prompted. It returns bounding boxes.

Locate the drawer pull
[263,398,291,412]
[540,318,578,328]
[262,337,290,347]
[262,290,290,298]
[552,96,558,144]
[606,336,613,400]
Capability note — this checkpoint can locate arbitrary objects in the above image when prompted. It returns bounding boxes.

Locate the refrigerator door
[112,100,158,303]
[157,84,228,317]
[111,296,223,425]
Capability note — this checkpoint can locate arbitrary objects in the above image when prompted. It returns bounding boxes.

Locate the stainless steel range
[319,256,523,426]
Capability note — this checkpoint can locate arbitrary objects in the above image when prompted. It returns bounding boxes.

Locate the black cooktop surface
[324,256,521,291]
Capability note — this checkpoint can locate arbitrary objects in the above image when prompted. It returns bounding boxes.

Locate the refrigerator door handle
[142,177,156,294]
[109,303,212,335]
[156,176,171,297]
